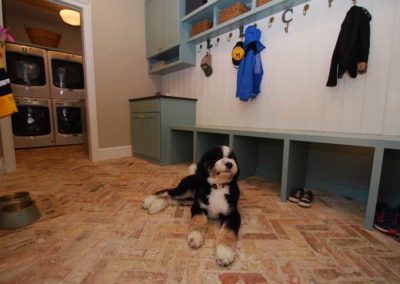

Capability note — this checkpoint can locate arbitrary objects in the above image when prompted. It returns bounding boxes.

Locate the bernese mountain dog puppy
[143,145,241,267]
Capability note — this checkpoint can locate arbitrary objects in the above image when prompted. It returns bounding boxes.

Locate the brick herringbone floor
[0,146,399,283]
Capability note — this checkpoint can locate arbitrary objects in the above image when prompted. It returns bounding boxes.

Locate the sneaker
[288,188,304,203]
[298,191,313,208]
[374,205,400,237]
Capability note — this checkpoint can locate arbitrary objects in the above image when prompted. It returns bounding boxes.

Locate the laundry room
[2,0,86,153]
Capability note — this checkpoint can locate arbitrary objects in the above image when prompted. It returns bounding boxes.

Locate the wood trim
[98,145,132,161]
[0,117,16,173]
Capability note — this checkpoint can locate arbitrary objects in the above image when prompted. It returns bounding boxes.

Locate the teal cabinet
[146,0,164,57]
[131,112,161,160]
[145,0,196,75]
[163,0,180,51]
[130,96,196,165]
[146,0,180,58]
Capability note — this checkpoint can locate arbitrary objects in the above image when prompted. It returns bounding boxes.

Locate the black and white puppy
[143,145,241,267]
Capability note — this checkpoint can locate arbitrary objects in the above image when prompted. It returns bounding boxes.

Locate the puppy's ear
[196,147,218,178]
[231,151,240,180]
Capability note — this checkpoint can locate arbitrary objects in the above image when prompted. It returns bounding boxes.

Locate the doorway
[0,0,98,172]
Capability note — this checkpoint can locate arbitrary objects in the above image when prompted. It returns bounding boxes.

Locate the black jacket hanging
[326,5,372,87]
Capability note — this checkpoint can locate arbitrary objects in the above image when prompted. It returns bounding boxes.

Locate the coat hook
[328,0,333,8]
[253,23,257,28]
[268,16,274,28]
[215,37,220,47]
[303,4,310,16]
[239,26,244,38]
[227,32,233,42]
[282,8,293,33]
[352,0,356,5]
[198,44,202,53]
[206,39,213,51]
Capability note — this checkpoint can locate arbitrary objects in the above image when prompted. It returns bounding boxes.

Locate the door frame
[52,0,99,161]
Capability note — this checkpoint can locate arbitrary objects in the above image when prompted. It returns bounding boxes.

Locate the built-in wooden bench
[169,125,400,230]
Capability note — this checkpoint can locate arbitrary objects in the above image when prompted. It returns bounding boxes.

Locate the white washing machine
[5,43,50,98]
[47,51,85,100]
[52,99,83,145]
[11,97,55,148]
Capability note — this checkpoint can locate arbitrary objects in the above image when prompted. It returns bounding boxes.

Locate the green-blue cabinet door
[162,0,180,52]
[142,113,161,160]
[131,112,160,160]
[146,0,163,57]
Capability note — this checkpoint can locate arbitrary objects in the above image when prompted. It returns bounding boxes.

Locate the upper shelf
[181,0,310,44]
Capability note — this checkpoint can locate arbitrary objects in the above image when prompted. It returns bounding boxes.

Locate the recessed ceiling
[15,0,67,13]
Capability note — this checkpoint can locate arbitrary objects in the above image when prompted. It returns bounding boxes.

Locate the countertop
[129,95,197,102]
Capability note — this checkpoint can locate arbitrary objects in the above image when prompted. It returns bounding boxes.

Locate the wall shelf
[182,0,310,44]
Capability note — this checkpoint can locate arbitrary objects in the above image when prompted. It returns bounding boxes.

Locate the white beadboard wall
[162,0,400,136]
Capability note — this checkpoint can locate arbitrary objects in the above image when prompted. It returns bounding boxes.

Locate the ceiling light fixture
[59,9,80,26]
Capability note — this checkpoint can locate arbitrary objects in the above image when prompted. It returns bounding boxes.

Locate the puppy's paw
[187,230,204,249]
[216,244,235,267]
[143,195,158,209]
[188,163,197,175]
[148,198,168,214]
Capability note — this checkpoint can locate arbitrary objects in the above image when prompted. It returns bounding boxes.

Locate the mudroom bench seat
[169,125,400,230]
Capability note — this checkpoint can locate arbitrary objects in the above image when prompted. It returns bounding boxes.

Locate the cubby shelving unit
[146,0,311,75]
[181,0,311,45]
[168,124,400,230]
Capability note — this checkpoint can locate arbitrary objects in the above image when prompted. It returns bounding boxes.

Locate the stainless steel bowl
[0,200,41,230]
[0,192,32,208]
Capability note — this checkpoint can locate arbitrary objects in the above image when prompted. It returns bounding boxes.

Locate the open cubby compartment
[182,0,310,44]
[283,141,375,203]
[181,2,214,41]
[378,148,400,208]
[195,131,230,162]
[232,134,284,181]
[214,0,253,25]
[147,45,196,75]
[170,129,194,164]
[148,46,180,71]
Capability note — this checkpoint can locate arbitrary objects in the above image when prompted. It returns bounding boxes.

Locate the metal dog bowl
[0,192,32,208]
[0,200,41,230]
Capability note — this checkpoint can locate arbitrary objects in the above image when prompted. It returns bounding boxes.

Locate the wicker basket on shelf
[25,27,61,48]
[191,19,212,36]
[219,2,249,24]
[257,0,273,7]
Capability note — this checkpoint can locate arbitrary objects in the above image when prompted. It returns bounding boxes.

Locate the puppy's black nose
[225,162,233,169]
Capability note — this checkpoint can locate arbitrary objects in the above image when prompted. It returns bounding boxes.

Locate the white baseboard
[98,145,132,161]
[0,158,4,175]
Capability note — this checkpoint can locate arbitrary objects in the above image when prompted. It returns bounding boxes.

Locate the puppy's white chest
[201,187,230,219]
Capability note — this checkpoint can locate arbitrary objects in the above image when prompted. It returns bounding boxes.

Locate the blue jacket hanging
[236,25,265,101]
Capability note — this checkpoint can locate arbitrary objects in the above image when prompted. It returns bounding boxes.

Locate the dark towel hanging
[326,5,372,87]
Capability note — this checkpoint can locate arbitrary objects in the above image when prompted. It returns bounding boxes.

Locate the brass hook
[268,17,274,28]
[239,26,244,38]
[282,8,293,33]
[303,4,310,16]
[198,44,202,53]
[352,0,356,5]
[328,0,333,8]
[227,32,233,42]
[215,37,220,47]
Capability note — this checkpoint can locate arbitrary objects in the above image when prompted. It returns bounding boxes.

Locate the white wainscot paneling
[162,0,400,136]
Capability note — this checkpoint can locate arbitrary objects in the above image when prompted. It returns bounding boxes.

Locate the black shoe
[298,191,313,208]
[288,188,304,203]
[374,204,400,237]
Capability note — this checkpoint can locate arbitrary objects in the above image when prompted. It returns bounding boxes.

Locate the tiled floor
[0,146,400,283]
